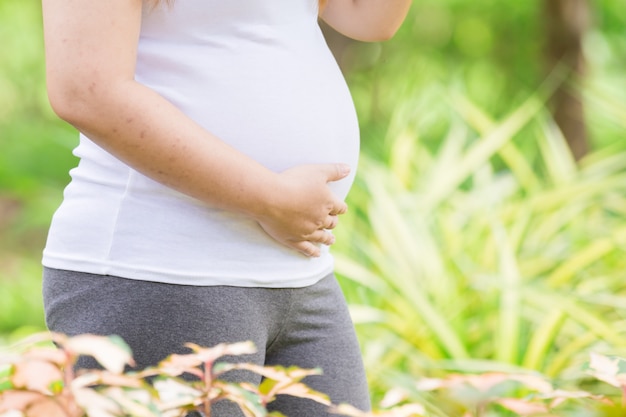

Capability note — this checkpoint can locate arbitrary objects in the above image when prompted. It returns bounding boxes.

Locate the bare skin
[321,0,412,41]
[41,0,411,257]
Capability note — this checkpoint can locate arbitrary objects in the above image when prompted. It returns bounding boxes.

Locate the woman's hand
[254,164,350,257]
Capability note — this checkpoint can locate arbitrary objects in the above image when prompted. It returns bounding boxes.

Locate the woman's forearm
[50,78,349,256]
[55,79,277,217]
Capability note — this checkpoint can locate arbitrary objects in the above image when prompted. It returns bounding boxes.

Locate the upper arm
[320,0,411,42]
[42,0,143,120]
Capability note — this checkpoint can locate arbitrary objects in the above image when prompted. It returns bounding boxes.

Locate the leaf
[64,335,134,374]
[539,389,605,408]
[330,403,368,417]
[71,370,145,390]
[0,390,43,413]
[414,377,447,391]
[154,378,203,411]
[185,341,257,363]
[383,404,426,417]
[0,410,24,417]
[588,352,626,388]
[22,348,67,366]
[101,387,160,417]
[379,387,410,408]
[10,360,63,394]
[72,387,122,417]
[158,342,257,378]
[219,363,321,385]
[0,391,79,417]
[216,383,266,417]
[270,382,330,406]
[495,398,549,416]
[0,365,14,392]
[156,354,205,378]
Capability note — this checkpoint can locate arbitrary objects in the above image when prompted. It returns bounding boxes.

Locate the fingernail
[339,164,351,175]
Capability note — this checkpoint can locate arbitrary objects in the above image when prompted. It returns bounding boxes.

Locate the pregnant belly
[136,37,361,198]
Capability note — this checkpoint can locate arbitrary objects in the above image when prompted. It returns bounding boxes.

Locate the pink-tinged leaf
[272,382,331,406]
[548,389,612,408]
[508,375,553,393]
[157,342,256,378]
[217,384,265,417]
[65,335,134,374]
[0,391,80,417]
[464,373,514,392]
[23,348,67,366]
[495,398,549,415]
[0,390,43,412]
[12,332,63,347]
[71,370,145,390]
[184,341,257,364]
[383,403,426,416]
[72,387,121,417]
[156,354,205,378]
[100,387,159,417]
[10,360,63,394]
[153,378,203,411]
[416,373,552,394]
[330,403,368,416]
[380,387,410,408]
[588,353,626,388]
[414,377,446,391]
[0,410,24,417]
[220,363,321,384]
[0,348,66,369]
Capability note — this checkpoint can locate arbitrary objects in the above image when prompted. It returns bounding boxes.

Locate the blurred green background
[2,0,626,408]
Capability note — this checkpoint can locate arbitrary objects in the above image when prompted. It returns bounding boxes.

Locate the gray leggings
[43,268,370,416]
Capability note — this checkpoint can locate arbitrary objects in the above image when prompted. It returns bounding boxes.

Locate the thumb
[324,163,351,183]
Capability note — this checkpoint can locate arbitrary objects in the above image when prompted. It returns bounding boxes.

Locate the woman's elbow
[46,78,96,126]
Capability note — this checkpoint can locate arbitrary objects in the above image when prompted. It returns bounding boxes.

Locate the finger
[329,201,348,216]
[293,241,321,258]
[324,163,351,183]
[306,229,335,246]
[324,215,339,230]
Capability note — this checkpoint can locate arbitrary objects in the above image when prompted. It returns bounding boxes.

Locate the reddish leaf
[271,382,330,406]
[65,335,134,374]
[379,387,410,408]
[11,360,63,394]
[71,370,145,390]
[495,398,549,415]
[0,390,43,412]
[183,342,257,365]
[588,353,626,389]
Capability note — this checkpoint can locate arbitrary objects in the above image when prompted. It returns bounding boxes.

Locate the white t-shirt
[43,0,360,287]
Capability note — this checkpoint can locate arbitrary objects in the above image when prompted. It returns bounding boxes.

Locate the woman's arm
[320,0,412,42]
[42,0,348,257]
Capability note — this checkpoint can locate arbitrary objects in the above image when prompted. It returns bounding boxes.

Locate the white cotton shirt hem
[41,254,334,288]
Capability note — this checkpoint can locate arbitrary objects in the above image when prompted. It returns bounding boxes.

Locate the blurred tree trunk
[544,0,591,160]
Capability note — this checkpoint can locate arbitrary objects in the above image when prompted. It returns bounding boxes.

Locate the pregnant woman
[40,0,411,415]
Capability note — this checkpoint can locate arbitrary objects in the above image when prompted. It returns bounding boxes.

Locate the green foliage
[334,88,626,398]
